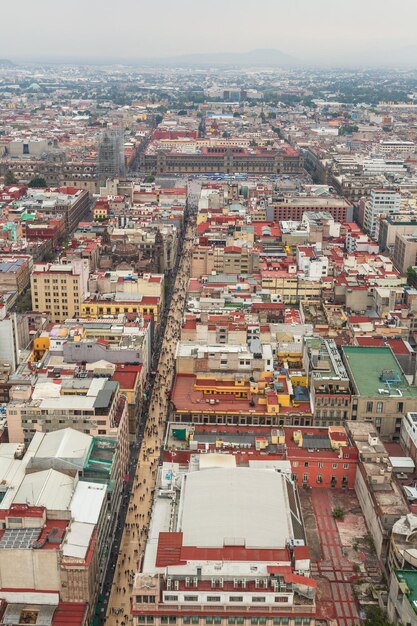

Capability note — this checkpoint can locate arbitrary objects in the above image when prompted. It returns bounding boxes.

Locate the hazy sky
[2,0,417,64]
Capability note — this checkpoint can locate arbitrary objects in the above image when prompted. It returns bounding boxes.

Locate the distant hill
[0,59,14,68]
[139,48,297,68]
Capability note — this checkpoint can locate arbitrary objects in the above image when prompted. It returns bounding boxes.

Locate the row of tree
[4,171,47,188]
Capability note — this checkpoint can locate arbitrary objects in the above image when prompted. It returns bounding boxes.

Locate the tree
[406,266,417,288]
[14,290,32,313]
[249,139,258,147]
[332,507,345,520]
[364,606,393,626]
[144,175,155,183]
[4,170,18,185]
[28,176,47,188]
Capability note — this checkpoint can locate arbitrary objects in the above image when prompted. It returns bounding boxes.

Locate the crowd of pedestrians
[106,217,195,625]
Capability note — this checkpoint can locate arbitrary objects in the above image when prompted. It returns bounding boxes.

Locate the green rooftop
[83,437,117,483]
[395,570,417,614]
[342,346,417,397]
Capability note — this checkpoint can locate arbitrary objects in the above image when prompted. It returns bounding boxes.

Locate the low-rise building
[388,569,417,625]
[7,377,129,474]
[30,260,89,323]
[0,254,32,293]
[342,346,417,439]
[304,338,351,428]
[346,422,408,560]
[132,458,316,626]
[0,428,124,623]
[393,233,417,273]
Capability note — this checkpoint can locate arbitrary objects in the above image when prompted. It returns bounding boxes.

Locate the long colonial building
[140,142,303,175]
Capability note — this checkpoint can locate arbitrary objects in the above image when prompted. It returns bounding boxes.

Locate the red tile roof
[293,546,310,560]
[284,573,316,588]
[52,602,87,626]
[156,532,185,567]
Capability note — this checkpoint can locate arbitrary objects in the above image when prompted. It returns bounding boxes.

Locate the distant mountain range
[5,46,417,69]
[138,48,297,68]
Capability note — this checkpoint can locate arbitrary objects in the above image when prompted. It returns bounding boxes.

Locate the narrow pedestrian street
[105,216,195,626]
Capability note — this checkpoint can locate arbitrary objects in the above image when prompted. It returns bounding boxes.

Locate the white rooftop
[62,521,94,560]
[40,396,96,410]
[177,467,294,549]
[13,468,75,511]
[70,481,106,525]
[198,454,236,470]
[30,428,92,463]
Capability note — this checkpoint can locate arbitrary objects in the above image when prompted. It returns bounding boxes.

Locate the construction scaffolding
[97,127,125,185]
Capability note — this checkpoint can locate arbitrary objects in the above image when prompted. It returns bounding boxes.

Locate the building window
[316,474,323,484]
[184,596,198,602]
[343,463,349,469]
[397,402,404,413]
[207,596,221,602]
[229,597,243,602]
[366,401,373,412]
[293,461,298,467]
[304,461,309,468]
[165,595,178,601]
[303,473,309,483]
[252,597,266,602]
[332,463,337,469]
[376,402,383,413]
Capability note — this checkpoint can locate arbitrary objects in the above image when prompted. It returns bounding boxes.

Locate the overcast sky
[2,0,417,64]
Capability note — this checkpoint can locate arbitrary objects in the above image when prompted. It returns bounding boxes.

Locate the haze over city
[2,0,417,66]
[2,3,417,626]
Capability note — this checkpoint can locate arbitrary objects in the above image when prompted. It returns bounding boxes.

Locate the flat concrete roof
[177,467,294,549]
[70,481,106,525]
[342,346,417,397]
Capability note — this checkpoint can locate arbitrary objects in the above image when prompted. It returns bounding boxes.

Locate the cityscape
[2,3,417,626]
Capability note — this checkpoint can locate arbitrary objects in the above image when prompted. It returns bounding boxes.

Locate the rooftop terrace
[342,346,417,397]
[395,569,417,615]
